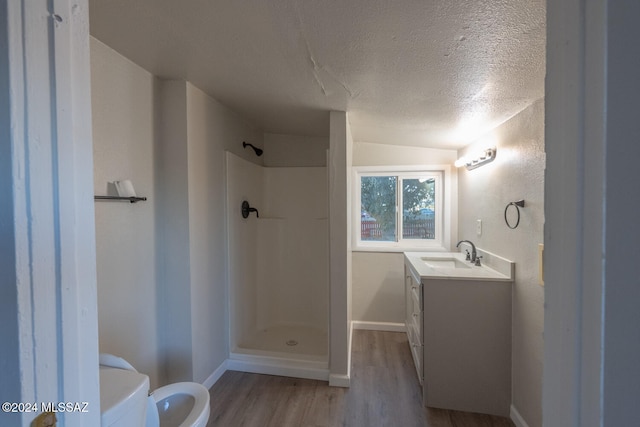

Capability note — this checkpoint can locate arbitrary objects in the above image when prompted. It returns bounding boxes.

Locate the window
[354,166,450,251]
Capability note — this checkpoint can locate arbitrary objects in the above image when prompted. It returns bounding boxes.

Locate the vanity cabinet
[404,252,513,417]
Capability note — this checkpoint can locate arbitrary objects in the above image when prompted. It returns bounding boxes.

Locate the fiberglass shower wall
[226,152,329,359]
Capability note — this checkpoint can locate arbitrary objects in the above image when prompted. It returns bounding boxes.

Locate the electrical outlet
[476,219,482,236]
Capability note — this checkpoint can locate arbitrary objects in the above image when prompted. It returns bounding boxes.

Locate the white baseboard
[329,373,351,387]
[352,321,406,332]
[202,359,228,390]
[328,322,353,388]
[510,404,530,427]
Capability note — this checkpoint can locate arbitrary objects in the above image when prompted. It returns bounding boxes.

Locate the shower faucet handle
[241,200,260,218]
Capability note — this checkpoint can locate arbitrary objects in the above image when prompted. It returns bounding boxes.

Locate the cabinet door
[404,263,424,384]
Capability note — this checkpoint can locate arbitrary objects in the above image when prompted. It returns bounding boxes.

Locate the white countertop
[404,251,514,282]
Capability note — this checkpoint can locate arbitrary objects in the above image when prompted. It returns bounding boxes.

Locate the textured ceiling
[89,0,545,149]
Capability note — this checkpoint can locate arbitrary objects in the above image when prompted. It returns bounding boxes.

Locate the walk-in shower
[226,152,329,380]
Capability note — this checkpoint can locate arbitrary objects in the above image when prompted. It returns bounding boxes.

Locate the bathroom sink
[421,257,472,269]
[405,251,514,281]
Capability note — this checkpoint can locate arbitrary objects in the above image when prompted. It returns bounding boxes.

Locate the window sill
[352,245,449,254]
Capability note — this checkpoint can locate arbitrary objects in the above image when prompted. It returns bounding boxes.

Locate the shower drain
[285,340,298,346]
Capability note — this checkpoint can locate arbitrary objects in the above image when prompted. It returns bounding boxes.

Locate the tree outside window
[361,176,396,241]
[360,175,436,242]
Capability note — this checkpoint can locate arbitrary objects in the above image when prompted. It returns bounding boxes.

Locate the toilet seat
[151,382,210,427]
[99,353,210,427]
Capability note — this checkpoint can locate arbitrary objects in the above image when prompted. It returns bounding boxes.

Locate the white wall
[185,83,263,382]
[353,142,457,167]
[91,38,263,388]
[226,153,329,350]
[328,111,353,386]
[351,142,458,324]
[155,80,263,384]
[352,253,406,323]
[91,38,162,387]
[458,99,545,427]
[260,167,328,332]
[226,153,263,350]
[263,133,328,167]
[155,80,193,384]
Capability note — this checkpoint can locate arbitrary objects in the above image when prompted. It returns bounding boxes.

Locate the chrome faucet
[456,240,477,262]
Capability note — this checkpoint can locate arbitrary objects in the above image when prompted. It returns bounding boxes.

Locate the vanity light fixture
[454,147,497,170]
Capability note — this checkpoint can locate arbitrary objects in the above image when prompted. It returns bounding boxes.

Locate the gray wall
[458,99,545,427]
[544,0,640,424]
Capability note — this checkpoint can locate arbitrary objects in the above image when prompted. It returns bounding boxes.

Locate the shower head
[243,141,263,157]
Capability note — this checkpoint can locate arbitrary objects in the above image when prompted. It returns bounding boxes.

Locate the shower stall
[226,152,329,380]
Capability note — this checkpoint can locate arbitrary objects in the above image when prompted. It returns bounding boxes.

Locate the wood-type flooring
[207,330,515,427]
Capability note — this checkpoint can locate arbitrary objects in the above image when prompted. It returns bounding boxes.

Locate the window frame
[353,165,453,252]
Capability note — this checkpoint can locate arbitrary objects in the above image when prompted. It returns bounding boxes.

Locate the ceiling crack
[293,0,355,99]
[308,51,328,96]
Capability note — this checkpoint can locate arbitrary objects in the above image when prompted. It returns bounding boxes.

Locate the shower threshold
[229,324,329,381]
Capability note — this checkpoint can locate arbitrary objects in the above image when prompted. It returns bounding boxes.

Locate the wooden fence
[361,219,435,240]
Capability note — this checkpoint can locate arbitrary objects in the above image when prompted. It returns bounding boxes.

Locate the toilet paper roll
[115,180,136,197]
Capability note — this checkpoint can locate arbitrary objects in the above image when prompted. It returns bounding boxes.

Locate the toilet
[99,353,210,427]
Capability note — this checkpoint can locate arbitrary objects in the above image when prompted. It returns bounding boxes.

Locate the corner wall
[155,80,193,384]
[91,38,263,388]
[329,111,353,386]
[91,37,162,387]
[458,99,545,427]
[185,83,263,383]
[156,80,263,385]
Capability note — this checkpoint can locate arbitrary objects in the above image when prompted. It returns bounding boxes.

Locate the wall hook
[241,200,259,218]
